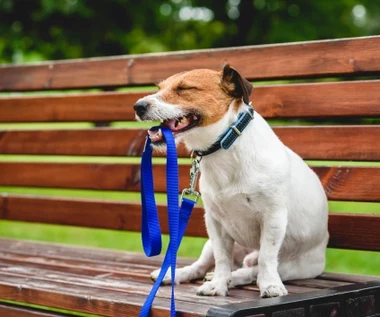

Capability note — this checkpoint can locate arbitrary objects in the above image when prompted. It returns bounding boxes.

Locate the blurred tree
[0,0,379,63]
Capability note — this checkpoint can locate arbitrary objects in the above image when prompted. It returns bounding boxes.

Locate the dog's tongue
[148,129,163,142]
[164,117,191,132]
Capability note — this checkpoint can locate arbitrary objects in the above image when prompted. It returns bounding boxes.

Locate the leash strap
[140,127,197,317]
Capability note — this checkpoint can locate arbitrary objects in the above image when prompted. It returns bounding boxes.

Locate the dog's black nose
[134,101,150,117]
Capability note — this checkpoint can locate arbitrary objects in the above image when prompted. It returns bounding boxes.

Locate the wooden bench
[0,35,380,317]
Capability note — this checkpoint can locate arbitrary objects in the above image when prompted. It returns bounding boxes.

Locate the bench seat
[0,238,378,317]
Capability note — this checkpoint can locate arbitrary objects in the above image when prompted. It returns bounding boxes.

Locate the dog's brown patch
[158,69,233,126]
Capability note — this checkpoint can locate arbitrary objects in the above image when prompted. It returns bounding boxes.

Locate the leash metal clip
[180,156,201,204]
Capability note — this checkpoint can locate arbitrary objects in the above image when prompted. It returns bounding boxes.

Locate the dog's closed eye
[176,85,200,95]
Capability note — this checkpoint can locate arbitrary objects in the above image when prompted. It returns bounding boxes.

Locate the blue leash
[140,127,198,317]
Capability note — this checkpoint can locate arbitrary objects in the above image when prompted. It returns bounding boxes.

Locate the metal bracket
[180,156,201,204]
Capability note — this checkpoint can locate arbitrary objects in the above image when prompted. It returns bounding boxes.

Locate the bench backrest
[1,36,380,252]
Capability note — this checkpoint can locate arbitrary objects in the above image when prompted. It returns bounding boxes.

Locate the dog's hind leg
[230,265,259,287]
[150,239,215,285]
[278,241,327,282]
[228,250,260,287]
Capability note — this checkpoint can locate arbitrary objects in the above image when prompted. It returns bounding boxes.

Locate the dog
[133,65,329,298]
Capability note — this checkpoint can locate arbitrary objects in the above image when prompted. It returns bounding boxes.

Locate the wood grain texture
[318,272,379,284]
[0,248,316,295]
[254,80,380,119]
[0,238,363,304]
[0,91,147,122]
[0,238,376,282]
[0,304,72,317]
[0,265,250,306]
[0,195,206,236]
[1,126,380,161]
[274,126,380,161]
[1,195,379,251]
[0,274,207,317]
[1,80,380,122]
[0,238,372,317]
[1,36,380,91]
[0,163,379,202]
[328,213,380,251]
[311,166,380,202]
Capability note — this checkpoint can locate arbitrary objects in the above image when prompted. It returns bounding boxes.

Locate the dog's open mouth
[148,113,201,143]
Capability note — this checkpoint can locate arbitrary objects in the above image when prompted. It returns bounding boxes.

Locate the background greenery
[1,0,380,63]
[0,0,379,279]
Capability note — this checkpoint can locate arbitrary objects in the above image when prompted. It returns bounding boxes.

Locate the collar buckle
[230,125,242,136]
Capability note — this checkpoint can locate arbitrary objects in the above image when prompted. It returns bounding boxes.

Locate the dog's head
[134,64,253,152]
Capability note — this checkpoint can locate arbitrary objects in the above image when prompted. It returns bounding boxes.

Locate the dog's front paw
[257,271,288,298]
[150,266,195,285]
[150,268,172,285]
[197,280,229,296]
[260,283,288,298]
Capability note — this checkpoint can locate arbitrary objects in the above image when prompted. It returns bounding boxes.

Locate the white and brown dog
[133,65,329,298]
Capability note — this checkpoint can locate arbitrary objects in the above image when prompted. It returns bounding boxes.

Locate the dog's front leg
[257,209,288,297]
[197,211,234,296]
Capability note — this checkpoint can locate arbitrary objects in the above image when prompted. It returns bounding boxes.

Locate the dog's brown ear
[221,64,253,104]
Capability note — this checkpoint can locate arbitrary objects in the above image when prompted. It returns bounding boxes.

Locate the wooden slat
[0,238,194,269]
[0,274,207,317]
[0,238,375,281]
[311,166,380,202]
[1,126,380,161]
[0,162,146,192]
[328,213,380,251]
[0,303,72,317]
[0,239,353,296]
[284,278,351,289]
[0,195,206,237]
[0,128,151,157]
[0,248,318,295]
[0,237,310,294]
[0,91,147,123]
[274,126,380,161]
[0,265,248,306]
[1,195,380,251]
[0,163,380,202]
[1,80,380,122]
[255,80,380,119]
[0,238,373,299]
[1,36,380,91]
[318,272,380,284]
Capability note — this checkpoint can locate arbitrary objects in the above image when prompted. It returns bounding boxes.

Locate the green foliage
[0,0,379,63]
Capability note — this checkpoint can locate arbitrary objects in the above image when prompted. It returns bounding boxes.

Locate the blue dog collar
[194,102,254,157]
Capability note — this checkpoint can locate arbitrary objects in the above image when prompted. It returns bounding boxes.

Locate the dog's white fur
[135,67,329,298]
